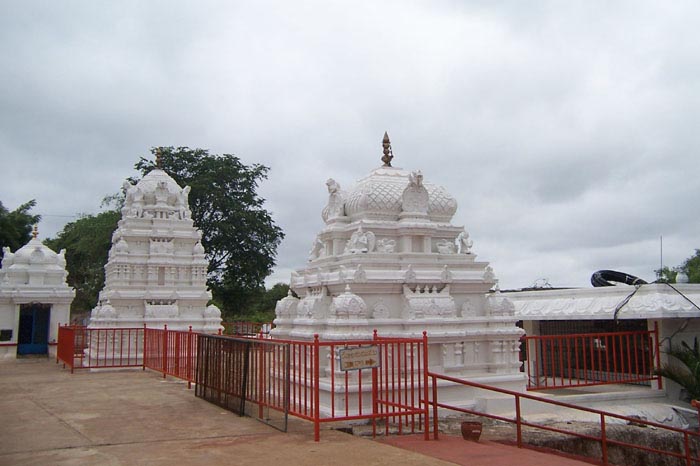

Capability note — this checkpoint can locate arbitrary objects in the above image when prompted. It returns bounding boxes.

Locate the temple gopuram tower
[89,157,221,332]
[273,133,525,407]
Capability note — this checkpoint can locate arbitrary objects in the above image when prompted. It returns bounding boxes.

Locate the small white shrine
[89,160,221,332]
[273,134,525,408]
[0,226,74,359]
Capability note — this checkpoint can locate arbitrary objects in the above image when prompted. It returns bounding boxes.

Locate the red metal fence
[57,324,428,441]
[523,323,662,390]
[428,371,700,466]
[144,326,198,388]
[57,325,144,372]
[194,331,430,441]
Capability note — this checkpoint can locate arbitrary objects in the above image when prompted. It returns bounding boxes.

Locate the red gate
[523,322,662,390]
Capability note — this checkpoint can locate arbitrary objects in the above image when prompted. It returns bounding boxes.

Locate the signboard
[339,346,380,371]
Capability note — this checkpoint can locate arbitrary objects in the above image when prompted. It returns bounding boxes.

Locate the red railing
[143,326,198,388]
[57,325,198,384]
[222,321,274,337]
[523,323,662,390]
[428,371,700,466]
[194,330,430,441]
[290,331,429,441]
[57,325,144,371]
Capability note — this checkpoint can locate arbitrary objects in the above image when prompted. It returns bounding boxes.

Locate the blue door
[18,304,50,355]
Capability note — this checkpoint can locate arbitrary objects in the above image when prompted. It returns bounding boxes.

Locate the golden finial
[381,131,394,167]
[32,224,38,239]
[155,147,163,168]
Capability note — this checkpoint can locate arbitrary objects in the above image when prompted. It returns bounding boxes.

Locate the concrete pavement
[0,357,593,465]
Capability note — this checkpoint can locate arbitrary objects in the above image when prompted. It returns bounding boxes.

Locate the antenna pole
[660,235,663,275]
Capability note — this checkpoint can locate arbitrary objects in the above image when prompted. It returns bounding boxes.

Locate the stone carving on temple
[455,231,473,254]
[329,285,367,319]
[275,290,300,319]
[322,178,347,223]
[375,238,396,253]
[403,284,457,319]
[308,237,326,261]
[404,264,417,283]
[344,224,375,254]
[353,264,367,283]
[371,299,390,319]
[436,239,456,254]
[401,170,429,215]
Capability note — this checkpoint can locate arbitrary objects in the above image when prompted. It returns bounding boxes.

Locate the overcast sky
[2,1,699,290]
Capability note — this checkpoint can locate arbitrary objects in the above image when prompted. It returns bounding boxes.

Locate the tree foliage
[655,337,700,401]
[44,210,120,313]
[654,266,677,284]
[655,250,700,284]
[680,249,700,283]
[0,200,41,258]
[134,147,284,314]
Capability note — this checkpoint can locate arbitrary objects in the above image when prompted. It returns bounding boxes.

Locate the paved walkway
[1,358,592,465]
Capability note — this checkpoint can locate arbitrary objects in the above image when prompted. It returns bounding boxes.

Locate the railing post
[313,334,320,442]
[684,431,692,466]
[600,413,608,466]
[372,330,378,438]
[515,394,522,448]
[187,326,193,389]
[654,321,663,389]
[431,374,439,440]
[142,324,147,371]
[162,324,168,378]
[422,331,430,440]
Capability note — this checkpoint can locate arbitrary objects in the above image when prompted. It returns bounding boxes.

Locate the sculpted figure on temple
[375,238,396,253]
[436,239,456,254]
[308,237,326,261]
[154,180,170,206]
[176,186,192,219]
[1,247,14,267]
[122,181,144,218]
[401,170,429,214]
[321,178,346,223]
[455,231,473,254]
[344,224,375,254]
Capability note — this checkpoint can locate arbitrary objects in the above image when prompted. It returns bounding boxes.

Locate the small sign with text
[339,346,381,371]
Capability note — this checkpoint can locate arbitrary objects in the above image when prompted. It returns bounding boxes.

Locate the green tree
[654,266,678,283]
[680,250,700,283]
[0,200,41,258]
[134,147,284,315]
[656,337,700,401]
[44,210,120,313]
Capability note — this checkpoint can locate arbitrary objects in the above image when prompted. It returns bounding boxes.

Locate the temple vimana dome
[273,133,525,397]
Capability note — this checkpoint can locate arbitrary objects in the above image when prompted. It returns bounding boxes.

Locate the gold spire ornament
[155,148,163,168]
[381,132,394,167]
[32,224,38,239]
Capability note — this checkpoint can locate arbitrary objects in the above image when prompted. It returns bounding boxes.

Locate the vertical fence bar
[313,334,320,442]
[515,394,522,448]
[654,321,663,389]
[422,331,430,440]
[600,413,608,466]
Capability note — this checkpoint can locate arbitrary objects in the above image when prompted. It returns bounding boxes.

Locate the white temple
[0,226,74,359]
[273,134,525,407]
[89,163,221,332]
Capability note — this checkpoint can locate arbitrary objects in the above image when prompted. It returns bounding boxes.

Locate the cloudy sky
[2,1,699,290]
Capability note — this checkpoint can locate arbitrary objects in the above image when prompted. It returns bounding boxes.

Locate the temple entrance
[18,303,51,355]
